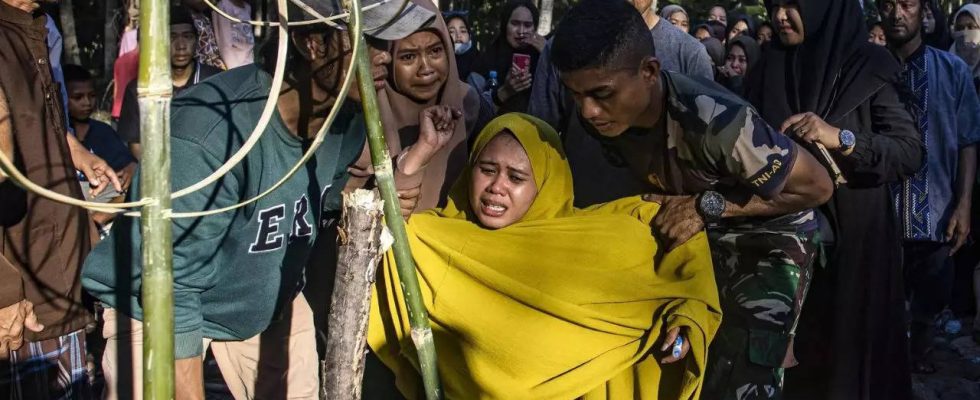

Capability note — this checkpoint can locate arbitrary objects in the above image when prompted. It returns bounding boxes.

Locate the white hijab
[951,4,980,79]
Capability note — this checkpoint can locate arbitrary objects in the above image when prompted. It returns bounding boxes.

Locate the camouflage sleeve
[706,105,797,199]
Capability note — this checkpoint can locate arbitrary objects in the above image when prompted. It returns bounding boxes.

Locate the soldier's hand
[643,194,704,251]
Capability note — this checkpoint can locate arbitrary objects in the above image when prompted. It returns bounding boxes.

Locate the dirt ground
[912,318,980,400]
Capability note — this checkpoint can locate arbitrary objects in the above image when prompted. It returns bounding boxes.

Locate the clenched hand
[643,194,705,251]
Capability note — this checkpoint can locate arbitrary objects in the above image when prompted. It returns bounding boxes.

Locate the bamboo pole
[344,1,442,398]
[137,0,174,398]
[322,189,385,400]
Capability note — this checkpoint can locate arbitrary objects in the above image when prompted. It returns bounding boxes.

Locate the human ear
[639,56,661,85]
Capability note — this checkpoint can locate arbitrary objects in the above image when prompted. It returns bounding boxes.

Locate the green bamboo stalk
[344,0,442,398]
[137,0,174,399]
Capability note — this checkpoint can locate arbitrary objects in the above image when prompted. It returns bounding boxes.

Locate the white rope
[201,0,389,27]
[168,0,291,200]
[0,134,153,212]
[137,0,364,218]
[0,0,290,215]
[0,0,368,218]
[0,155,146,213]
[169,31,362,218]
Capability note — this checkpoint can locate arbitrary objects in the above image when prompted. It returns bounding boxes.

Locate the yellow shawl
[368,113,722,399]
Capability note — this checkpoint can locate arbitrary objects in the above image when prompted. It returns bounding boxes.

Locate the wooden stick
[322,189,385,400]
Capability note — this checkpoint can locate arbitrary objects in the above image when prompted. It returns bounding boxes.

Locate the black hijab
[747,0,901,126]
[923,0,952,49]
[729,35,762,73]
[698,20,728,42]
[446,13,480,80]
[474,0,541,81]
[701,37,726,67]
[727,14,756,39]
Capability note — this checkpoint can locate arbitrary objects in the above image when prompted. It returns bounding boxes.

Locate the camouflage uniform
[598,71,821,400]
[701,228,819,400]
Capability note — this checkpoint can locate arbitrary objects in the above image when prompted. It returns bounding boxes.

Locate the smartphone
[512,53,531,74]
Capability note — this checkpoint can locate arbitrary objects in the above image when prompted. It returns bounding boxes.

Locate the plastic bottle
[488,70,499,91]
[936,309,962,335]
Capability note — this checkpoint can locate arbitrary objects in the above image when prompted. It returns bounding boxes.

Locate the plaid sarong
[0,330,91,400]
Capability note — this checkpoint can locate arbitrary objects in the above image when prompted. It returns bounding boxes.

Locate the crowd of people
[2,0,980,399]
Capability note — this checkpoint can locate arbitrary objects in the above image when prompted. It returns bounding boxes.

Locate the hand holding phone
[512,53,532,75]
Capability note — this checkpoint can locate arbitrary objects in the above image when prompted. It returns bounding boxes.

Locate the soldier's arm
[722,142,833,219]
[645,108,834,250]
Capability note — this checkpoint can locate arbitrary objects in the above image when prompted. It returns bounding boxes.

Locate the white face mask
[454,41,473,55]
[954,30,980,62]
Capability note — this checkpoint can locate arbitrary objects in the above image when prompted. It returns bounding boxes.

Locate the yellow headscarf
[368,113,722,400]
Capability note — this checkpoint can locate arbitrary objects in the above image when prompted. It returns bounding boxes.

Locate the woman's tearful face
[392,30,449,103]
[469,132,538,229]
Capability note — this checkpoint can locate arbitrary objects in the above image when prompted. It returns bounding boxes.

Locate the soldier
[550,1,834,398]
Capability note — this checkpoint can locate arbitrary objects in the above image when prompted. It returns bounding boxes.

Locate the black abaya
[747,1,924,399]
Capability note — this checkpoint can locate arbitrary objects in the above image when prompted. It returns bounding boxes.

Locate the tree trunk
[537,0,554,36]
[321,189,386,400]
[104,0,119,89]
[59,0,82,65]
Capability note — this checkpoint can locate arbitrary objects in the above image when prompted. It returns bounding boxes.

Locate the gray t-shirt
[527,19,714,206]
[649,19,714,79]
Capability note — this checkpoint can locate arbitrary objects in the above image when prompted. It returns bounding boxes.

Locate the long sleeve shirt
[0,4,92,341]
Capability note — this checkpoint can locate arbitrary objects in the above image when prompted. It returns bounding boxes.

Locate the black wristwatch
[838,129,856,152]
[696,190,726,224]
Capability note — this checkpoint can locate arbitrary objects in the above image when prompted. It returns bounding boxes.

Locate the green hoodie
[82,65,365,359]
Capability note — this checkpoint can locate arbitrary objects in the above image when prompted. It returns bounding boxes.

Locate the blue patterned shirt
[895,45,980,242]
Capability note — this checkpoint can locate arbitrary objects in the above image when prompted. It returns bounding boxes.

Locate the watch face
[700,191,725,220]
[840,130,856,148]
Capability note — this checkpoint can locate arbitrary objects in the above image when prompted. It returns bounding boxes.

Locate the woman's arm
[837,81,924,187]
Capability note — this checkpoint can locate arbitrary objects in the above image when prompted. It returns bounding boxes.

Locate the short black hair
[63,64,92,84]
[445,14,471,31]
[259,3,338,74]
[551,0,654,73]
[171,5,195,27]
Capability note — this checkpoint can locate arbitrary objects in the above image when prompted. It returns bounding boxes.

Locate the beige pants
[101,294,319,400]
